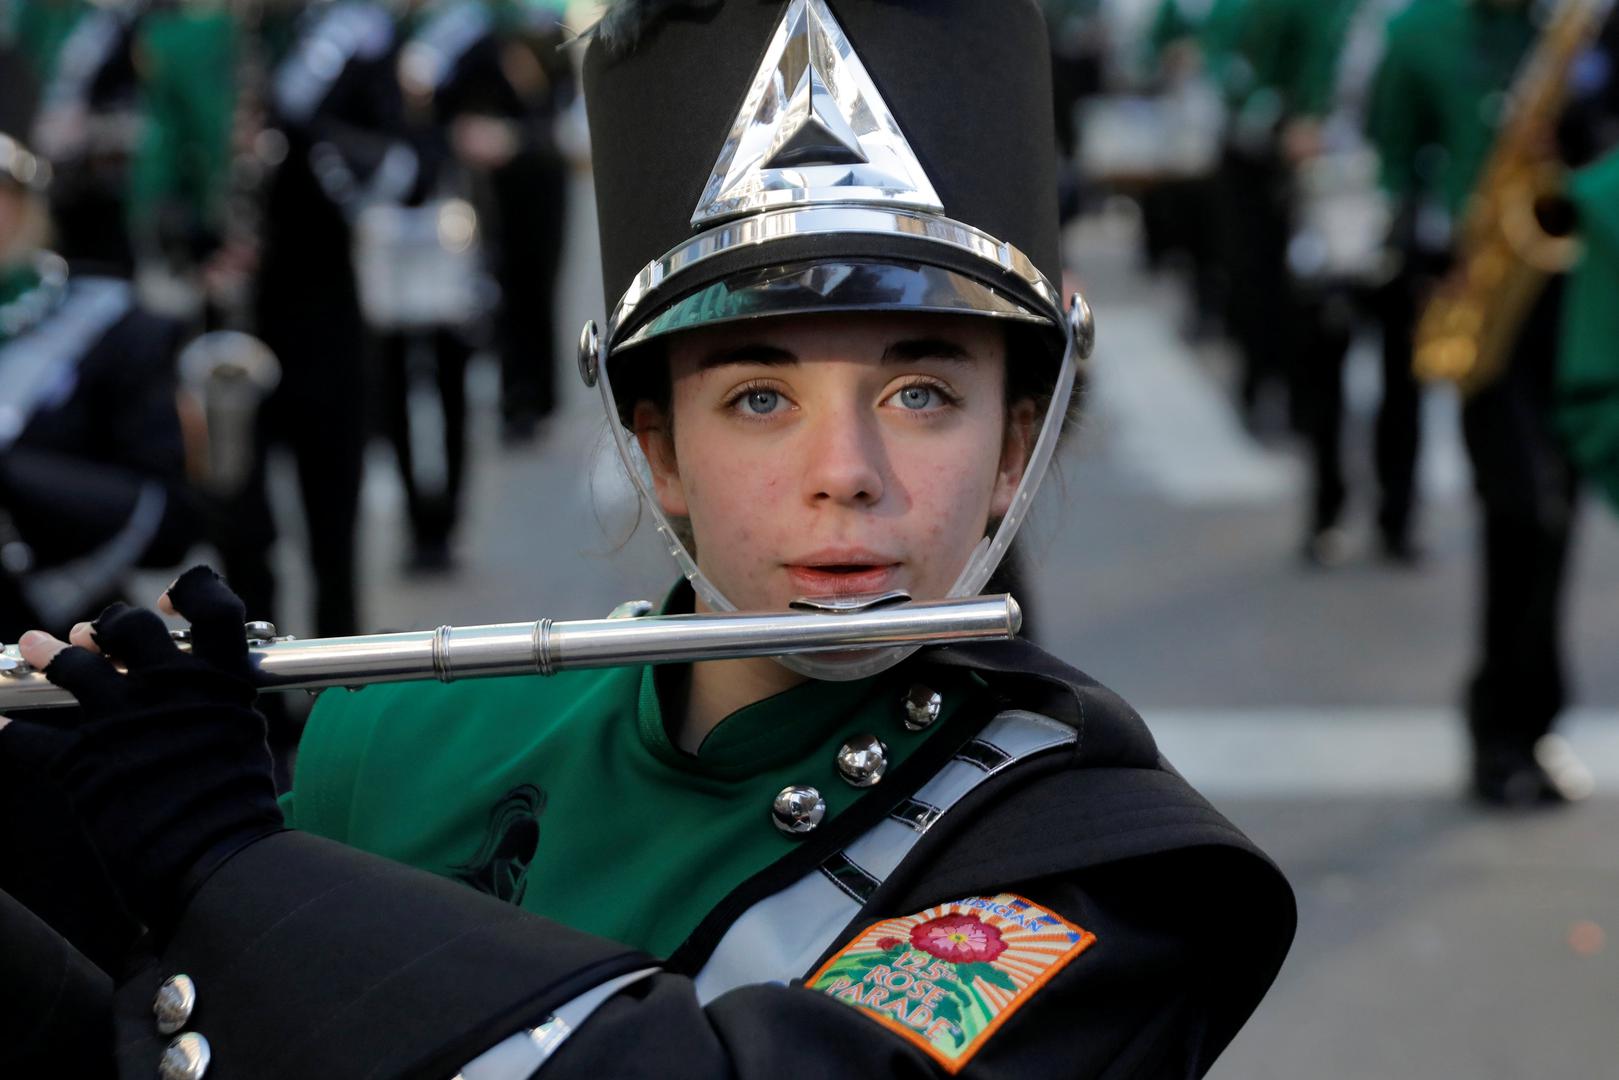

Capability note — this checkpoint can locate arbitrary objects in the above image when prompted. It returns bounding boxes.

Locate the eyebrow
[697,344,797,370]
[697,338,974,370]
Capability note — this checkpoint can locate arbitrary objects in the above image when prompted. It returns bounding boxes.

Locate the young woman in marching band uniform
[2,3,1294,1076]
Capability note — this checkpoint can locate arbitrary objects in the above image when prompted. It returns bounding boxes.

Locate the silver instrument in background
[178,331,282,497]
[0,592,1022,711]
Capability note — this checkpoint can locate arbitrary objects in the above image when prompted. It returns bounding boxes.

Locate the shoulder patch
[805,894,1095,1073]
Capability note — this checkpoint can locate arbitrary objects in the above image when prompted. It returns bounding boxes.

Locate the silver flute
[0,592,1021,710]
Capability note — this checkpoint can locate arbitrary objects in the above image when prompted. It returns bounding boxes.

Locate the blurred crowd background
[3,0,1619,1071]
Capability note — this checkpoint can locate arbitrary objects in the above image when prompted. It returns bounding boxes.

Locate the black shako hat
[577,0,1089,682]
[581,0,1067,358]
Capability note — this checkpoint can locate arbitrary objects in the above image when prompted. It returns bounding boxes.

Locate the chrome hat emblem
[690,0,943,226]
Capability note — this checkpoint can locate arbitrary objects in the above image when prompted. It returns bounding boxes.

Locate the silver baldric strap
[454,710,1075,1079]
[453,967,660,1080]
[692,710,1077,1003]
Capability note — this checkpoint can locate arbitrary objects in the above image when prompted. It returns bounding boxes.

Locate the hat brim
[613,259,1052,354]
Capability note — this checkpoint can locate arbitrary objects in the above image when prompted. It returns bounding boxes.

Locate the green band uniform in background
[1365,0,1535,213]
[1556,148,1619,512]
[3,0,88,86]
[127,4,237,248]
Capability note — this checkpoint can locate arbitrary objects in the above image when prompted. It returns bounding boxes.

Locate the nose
[801,405,885,507]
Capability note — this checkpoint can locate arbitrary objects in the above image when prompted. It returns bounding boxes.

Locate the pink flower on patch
[874,936,904,952]
[910,912,1007,963]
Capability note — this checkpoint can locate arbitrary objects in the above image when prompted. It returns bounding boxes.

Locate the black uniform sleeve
[0,887,114,1076]
[559,869,1238,1080]
[1,308,201,569]
[0,447,197,566]
[113,828,1270,1080]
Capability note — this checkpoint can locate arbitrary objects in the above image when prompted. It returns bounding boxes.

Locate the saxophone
[1412,0,1612,393]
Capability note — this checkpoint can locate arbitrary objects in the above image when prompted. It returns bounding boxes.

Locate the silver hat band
[605,203,1063,350]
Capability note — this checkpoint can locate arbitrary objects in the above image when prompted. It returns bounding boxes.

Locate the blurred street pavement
[260,175,1619,1078]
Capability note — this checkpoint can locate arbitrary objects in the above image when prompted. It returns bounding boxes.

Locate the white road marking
[1146,707,1619,797]
[1087,310,1303,505]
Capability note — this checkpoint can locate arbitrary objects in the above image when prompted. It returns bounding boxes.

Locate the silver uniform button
[771,785,826,835]
[153,974,196,1035]
[903,685,942,730]
[836,734,889,787]
[159,1032,211,1080]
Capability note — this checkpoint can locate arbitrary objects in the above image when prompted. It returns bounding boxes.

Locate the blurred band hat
[581,0,1069,360]
[578,0,1091,679]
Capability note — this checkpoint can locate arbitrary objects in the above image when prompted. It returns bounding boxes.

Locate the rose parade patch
[805,894,1096,1072]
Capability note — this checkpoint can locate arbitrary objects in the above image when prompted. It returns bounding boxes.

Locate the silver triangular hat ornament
[690,0,944,226]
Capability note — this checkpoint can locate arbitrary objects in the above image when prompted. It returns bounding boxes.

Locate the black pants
[1294,275,1423,541]
[378,328,472,549]
[1140,176,1225,334]
[488,149,568,423]
[1461,280,1578,755]
[219,255,367,640]
[1214,144,1292,414]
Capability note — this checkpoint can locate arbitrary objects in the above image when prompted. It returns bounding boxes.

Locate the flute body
[0,594,1022,710]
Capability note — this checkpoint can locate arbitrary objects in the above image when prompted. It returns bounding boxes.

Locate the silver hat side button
[153,973,196,1035]
[771,785,826,835]
[903,685,942,731]
[159,1032,211,1080]
[836,734,888,787]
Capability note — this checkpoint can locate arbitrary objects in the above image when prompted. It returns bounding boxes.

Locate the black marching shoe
[1470,736,1593,808]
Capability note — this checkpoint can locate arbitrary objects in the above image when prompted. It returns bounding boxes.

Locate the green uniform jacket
[1365,0,1536,213]
[4,0,87,86]
[1557,148,1619,511]
[127,7,237,246]
[1232,0,1359,121]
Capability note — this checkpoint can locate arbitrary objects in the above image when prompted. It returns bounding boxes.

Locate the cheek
[675,428,784,565]
[892,428,1004,552]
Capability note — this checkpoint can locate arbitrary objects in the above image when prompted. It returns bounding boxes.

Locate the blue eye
[893,385,936,410]
[743,389,781,414]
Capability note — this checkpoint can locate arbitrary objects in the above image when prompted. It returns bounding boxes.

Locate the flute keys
[772,785,826,835]
[243,621,277,644]
[836,734,888,788]
[903,685,942,730]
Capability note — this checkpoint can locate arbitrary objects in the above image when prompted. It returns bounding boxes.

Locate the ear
[632,401,689,517]
[990,399,1039,518]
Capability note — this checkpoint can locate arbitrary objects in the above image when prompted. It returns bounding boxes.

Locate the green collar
[637,664,893,780]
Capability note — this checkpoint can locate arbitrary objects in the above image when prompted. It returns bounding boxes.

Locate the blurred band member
[0,101,200,644]
[226,0,417,638]
[28,0,142,274]
[1233,0,1424,564]
[1367,0,1619,805]
[428,0,573,441]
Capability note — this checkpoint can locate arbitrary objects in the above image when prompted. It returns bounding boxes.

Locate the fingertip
[17,631,69,669]
[68,622,100,653]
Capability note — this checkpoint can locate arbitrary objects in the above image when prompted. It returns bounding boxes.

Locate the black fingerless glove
[38,567,283,932]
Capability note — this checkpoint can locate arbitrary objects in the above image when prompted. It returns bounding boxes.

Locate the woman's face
[636,311,1035,613]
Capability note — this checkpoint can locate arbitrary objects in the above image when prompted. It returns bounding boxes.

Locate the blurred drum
[352,197,490,329]
[1079,86,1223,188]
[1286,148,1394,288]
